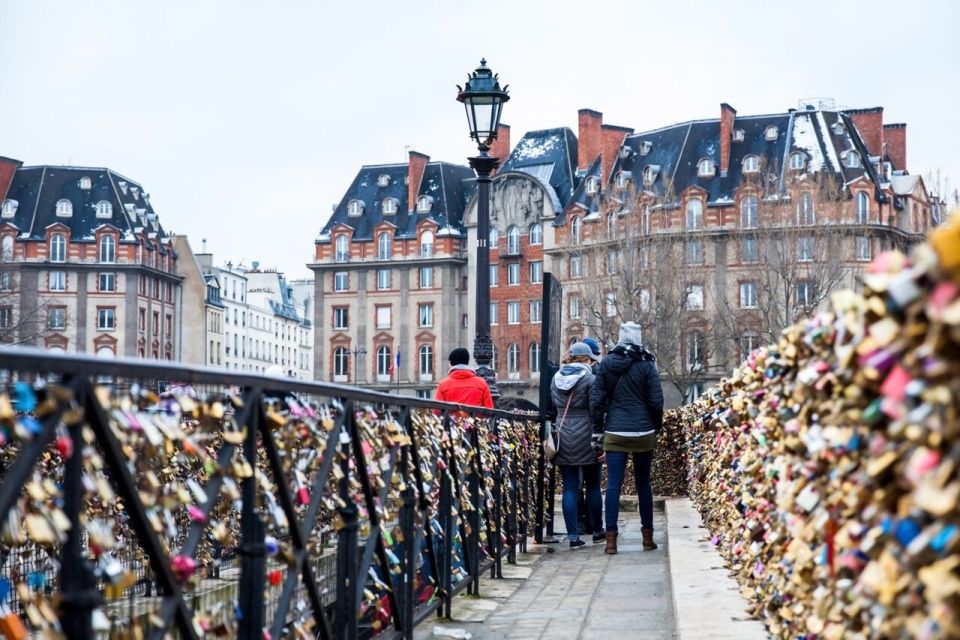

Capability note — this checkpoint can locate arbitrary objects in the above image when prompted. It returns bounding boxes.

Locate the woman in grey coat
[550,342,604,548]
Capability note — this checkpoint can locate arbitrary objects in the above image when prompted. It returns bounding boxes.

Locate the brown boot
[604,532,618,555]
[642,527,657,550]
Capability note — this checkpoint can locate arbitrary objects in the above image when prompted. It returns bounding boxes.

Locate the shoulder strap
[609,360,636,406]
[556,392,574,433]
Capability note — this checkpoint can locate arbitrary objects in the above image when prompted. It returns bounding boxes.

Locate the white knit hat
[618,321,643,346]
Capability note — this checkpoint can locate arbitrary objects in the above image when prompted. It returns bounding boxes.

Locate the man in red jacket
[435,348,494,409]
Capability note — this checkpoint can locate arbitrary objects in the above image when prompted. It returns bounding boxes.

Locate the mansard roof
[500,127,579,210]
[320,161,477,242]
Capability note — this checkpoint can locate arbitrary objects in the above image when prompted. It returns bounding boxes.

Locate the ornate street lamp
[457,59,510,400]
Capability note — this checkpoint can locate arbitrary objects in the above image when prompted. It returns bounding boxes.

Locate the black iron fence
[0,349,541,639]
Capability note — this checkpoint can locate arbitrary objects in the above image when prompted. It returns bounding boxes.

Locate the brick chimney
[847,107,884,158]
[488,124,511,175]
[719,103,737,177]
[601,125,634,186]
[0,156,23,203]
[578,109,603,172]
[883,123,907,171]
[407,151,429,212]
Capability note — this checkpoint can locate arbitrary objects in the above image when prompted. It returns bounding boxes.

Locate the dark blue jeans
[559,464,603,540]
[605,450,653,532]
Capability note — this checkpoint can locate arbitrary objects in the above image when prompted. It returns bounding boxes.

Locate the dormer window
[831,121,845,136]
[131,187,140,200]
[347,200,364,217]
[416,196,433,213]
[845,151,862,169]
[377,174,391,187]
[764,125,779,141]
[96,200,113,218]
[1,199,17,218]
[615,171,631,189]
[742,155,760,174]
[789,153,806,171]
[697,159,716,178]
[585,176,599,195]
[619,147,631,159]
[638,141,652,156]
[382,198,399,215]
[79,177,92,190]
[55,199,73,217]
[643,165,660,186]
[732,129,745,143]
[117,181,128,194]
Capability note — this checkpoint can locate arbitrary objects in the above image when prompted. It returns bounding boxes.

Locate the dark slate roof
[556,156,601,225]
[2,165,171,251]
[500,127,579,209]
[319,161,476,242]
[269,275,310,326]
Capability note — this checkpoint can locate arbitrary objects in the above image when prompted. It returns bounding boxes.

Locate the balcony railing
[0,348,541,640]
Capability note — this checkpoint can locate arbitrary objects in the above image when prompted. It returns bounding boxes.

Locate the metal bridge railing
[0,348,541,640]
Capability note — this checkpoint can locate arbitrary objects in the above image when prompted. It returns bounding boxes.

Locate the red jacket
[435,368,494,409]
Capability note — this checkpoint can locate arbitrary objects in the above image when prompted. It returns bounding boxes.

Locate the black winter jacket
[590,344,664,435]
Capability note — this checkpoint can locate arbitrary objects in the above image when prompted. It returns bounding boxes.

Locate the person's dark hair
[448,348,470,366]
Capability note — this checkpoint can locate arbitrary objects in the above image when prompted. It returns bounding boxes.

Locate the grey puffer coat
[550,363,598,466]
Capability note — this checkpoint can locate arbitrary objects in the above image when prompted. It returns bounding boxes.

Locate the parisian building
[170,235,225,367]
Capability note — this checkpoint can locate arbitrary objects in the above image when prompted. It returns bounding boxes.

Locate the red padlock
[297,486,310,506]
[56,434,73,459]
[268,569,282,587]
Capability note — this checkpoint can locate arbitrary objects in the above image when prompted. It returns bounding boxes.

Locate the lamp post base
[472,334,500,401]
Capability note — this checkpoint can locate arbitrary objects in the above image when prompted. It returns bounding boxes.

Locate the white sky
[2,0,957,279]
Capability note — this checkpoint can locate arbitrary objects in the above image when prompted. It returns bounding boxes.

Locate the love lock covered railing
[0,349,540,640]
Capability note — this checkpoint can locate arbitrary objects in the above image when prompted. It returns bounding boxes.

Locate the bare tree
[0,266,61,346]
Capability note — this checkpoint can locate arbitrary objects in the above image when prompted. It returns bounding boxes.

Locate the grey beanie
[618,321,643,346]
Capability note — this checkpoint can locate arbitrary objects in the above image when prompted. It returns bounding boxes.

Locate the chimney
[601,124,634,186]
[883,123,907,171]
[0,157,23,203]
[578,109,603,172]
[488,124,511,175]
[847,107,884,158]
[407,151,429,212]
[719,103,737,177]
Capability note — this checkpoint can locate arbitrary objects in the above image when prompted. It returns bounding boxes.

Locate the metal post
[335,405,359,640]
[438,414,454,618]
[469,149,500,401]
[546,463,558,538]
[399,446,416,639]
[507,442,518,565]
[468,421,482,595]
[492,419,503,578]
[237,391,266,640]
[534,420,546,544]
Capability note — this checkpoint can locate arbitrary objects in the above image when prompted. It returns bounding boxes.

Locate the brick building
[0,157,182,358]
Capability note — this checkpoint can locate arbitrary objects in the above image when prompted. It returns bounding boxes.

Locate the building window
[489,227,499,248]
[334,347,349,379]
[377,232,392,260]
[505,301,519,325]
[55,199,72,217]
[50,234,66,263]
[420,230,434,256]
[419,303,433,327]
[764,125,779,141]
[490,302,498,325]
[685,241,704,265]
[333,307,349,329]
[570,254,582,278]
[417,196,432,213]
[607,249,619,275]
[569,295,581,320]
[685,284,704,311]
[529,343,541,374]
[334,271,348,292]
[741,237,758,263]
[687,331,704,369]
[740,282,758,308]
[529,223,543,245]
[507,343,520,379]
[685,383,704,404]
[377,174,391,187]
[732,129,745,143]
[642,207,651,235]
[640,288,651,312]
[376,306,391,329]
[856,236,872,261]
[606,292,617,317]
[686,199,703,229]
[347,200,364,216]
[382,198,398,215]
[0,272,12,291]
[99,272,116,292]
[697,159,715,177]
[2,236,13,262]
[643,165,659,185]
[489,264,498,286]
[607,213,618,238]
[335,235,349,263]
[376,346,392,379]
[741,332,760,358]
[796,281,817,308]
[49,271,66,291]
[529,260,543,283]
[845,151,861,169]
[48,307,66,330]
[377,269,391,290]
[507,263,520,285]
[571,216,582,243]
[530,300,542,323]
[506,225,520,254]
[741,196,758,228]
[419,266,433,288]
[615,171,630,189]
[857,192,869,224]
[742,155,759,173]
[789,153,806,171]
[586,176,599,195]
[797,192,815,225]
[97,307,116,330]
[0,306,11,329]
[96,200,113,218]
[99,236,116,263]
[419,345,434,377]
[797,236,814,262]
[1,199,17,217]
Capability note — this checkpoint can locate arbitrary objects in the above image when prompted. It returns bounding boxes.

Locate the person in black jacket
[590,321,664,555]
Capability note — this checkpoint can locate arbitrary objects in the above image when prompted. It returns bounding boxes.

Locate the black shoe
[592,533,606,544]
[569,539,586,549]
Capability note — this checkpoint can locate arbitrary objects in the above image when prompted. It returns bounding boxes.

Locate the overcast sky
[2,0,957,279]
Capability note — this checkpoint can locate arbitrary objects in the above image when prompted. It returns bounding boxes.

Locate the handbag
[543,392,573,462]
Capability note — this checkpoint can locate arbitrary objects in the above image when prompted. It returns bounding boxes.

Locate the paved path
[416,507,675,640]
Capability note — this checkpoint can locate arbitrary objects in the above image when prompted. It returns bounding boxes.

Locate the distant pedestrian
[591,322,663,555]
[581,337,603,374]
[550,342,604,549]
[435,348,494,409]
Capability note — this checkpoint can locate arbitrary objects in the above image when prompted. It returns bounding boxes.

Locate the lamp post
[350,346,366,387]
[457,58,510,400]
